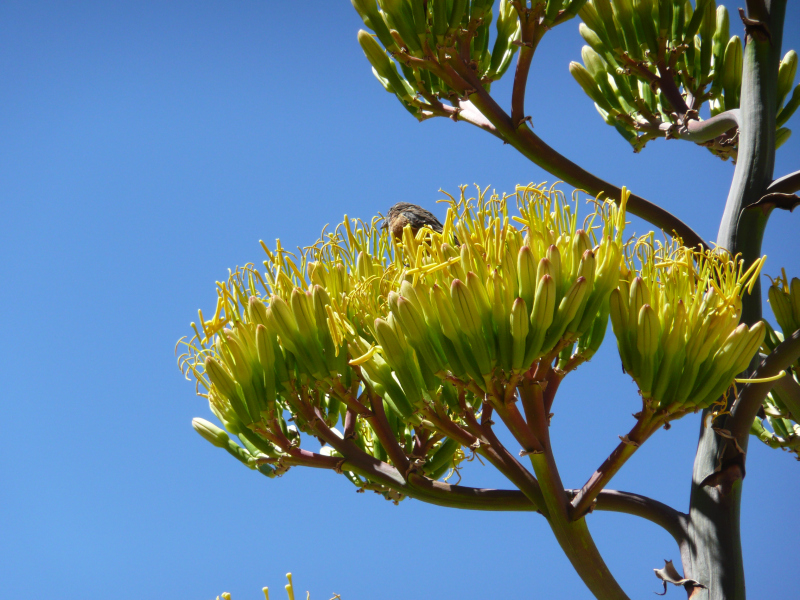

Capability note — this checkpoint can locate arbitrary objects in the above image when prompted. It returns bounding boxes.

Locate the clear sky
[1,2,799,599]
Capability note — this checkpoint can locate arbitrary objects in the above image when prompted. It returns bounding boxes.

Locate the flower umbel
[609,237,766,418]
[177,183,628,494]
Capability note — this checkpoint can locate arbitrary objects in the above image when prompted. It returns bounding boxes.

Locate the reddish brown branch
[571,412,663,519]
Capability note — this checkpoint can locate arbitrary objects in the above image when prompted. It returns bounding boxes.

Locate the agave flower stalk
[337,1,800,596]
[178,183,729,600]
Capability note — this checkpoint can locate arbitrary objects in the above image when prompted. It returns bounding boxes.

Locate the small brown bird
[383,202,445,239]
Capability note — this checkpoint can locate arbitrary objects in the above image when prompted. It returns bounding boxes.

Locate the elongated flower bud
[192,417,230,449]
[517,246,537,313]
[248,296,269,327]
[255,325,277,410]
[609,287,632,372]
[543,276,589,351]
[510,297,530,371]
[791,278,800,324]
[451,279,492,376]
[423,437,460,479]
[651,301,686,403]
[395,295,443,373]
[527,274,557,363]
[492,269,513,371]
[205,356,252,424]
[636,304,660,396]
[205,356,238,404]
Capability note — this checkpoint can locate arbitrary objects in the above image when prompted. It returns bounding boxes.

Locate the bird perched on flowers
[383,202,445,239]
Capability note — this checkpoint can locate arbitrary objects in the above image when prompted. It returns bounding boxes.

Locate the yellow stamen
[734,370,787,384]
[349,344,380,366]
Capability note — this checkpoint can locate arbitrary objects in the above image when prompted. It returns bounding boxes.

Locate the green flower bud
[357,30,412,101]
[633,0,659,56]
[451,279,492,376]
[593,0,622,50]
[730,320,767,376]
[526,273,557,363]
[491,269,513,371]
[778,50,798,108]
[395,294,443,373]
[636,304,660,396]
[192,417,230,449]
[582,297,610,360]
[651,301,686,404]
[510,297,530,371]
[255,325,277,411]
[466,271,496,360]
[352,1,397,51]
[378,0,422,54]
[570,61,615,113]
[722,36,743,109]
[204,356,251,422]
[266,296,319,377]
[546,244,563,298]
[374,318,424,408]
[517,246,537,312]
[424,437,461,478]
[777,85,800,127]
[247,296,269,327]
[543,276,589,351]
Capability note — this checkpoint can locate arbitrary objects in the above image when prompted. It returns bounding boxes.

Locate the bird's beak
[381,219,388,230]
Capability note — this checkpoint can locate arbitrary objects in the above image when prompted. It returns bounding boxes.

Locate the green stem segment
[521,384,631,600]
[686,2,787,598]
[680,110,740,143]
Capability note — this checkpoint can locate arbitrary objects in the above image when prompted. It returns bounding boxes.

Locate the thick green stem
[679,110,740,143]
[522,385,631,600]
[685,2,786,598]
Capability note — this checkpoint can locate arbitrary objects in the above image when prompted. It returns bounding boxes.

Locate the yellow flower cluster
[609,236,765,413]
[178,184,626,478]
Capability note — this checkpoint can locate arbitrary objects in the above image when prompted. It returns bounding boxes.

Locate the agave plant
[328,1,800,597]
[177,0,800,597]
[180,183,775,599]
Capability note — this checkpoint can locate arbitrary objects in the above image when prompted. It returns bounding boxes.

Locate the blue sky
[1,2,798,599]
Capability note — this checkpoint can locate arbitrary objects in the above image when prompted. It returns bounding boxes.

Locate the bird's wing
[401,209,443,231]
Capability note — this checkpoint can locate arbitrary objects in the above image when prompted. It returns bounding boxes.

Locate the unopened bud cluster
[751,272,800,458]
[768,271,800,340]
[572,0,797,155]
[353,0,522,116]
[751,390,800,459]
[352,0,588,120]
[609,237,765,416]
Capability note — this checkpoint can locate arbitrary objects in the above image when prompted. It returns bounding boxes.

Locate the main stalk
[684,2,787,598]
